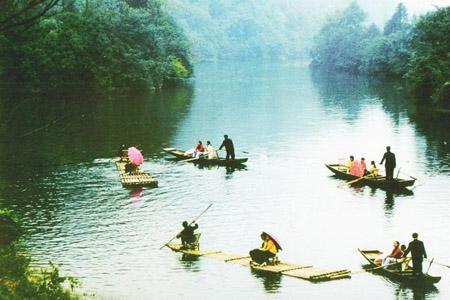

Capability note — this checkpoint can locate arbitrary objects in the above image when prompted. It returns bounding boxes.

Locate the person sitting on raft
[369,161,378,177]
[249,232,278,266]
[176,221,199,249]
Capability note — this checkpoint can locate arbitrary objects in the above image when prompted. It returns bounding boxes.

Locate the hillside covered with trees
[0,0,193,91]
[310,1,450,105]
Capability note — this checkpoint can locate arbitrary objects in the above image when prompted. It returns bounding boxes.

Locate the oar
[426,258,434,274]
[426,258,450,269]
[160,203,213,250]
[396,167,402,179]
[338,174,372,187]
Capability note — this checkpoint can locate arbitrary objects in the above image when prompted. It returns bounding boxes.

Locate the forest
[310,2,450,105]
[0,0,193,91]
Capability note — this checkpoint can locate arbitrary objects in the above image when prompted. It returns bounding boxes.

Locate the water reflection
[250,269,282,293]
[393,282,439,300]
[179,254,201,272]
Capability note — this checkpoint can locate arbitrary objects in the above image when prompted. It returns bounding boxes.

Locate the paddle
[338,174,372,187]
[426,258,450,269]
[426,258,434,274]
[160,203,213,250]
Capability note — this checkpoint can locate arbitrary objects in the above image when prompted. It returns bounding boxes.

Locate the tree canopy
[0,0,193,91]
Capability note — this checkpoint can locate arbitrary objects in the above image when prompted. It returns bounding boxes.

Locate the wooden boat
[358,249,441,285]
[163,148,248,167]
[325,164,416,189]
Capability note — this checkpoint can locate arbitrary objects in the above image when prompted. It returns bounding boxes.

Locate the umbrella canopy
[128,147,144,165]
[262,231,282,251]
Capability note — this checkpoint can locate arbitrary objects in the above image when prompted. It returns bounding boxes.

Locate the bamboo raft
[167,243,351,282]
[114,158,158,188]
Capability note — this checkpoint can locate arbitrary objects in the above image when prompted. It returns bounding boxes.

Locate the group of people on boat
[346,146,397,180]
[184,135,235,160]
[375,233,427,276]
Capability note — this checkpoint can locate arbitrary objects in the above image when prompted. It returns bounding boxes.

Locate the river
[0,62,449,299]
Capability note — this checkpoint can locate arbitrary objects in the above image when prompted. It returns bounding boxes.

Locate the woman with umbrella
[249,232,281,266]
[125,147,144,174]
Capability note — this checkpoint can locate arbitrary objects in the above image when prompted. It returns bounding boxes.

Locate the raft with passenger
[163,148,248,167]
[114,158,158,188]
[325,163,416,189]
[166,242,351,282]
[358,249,441,285]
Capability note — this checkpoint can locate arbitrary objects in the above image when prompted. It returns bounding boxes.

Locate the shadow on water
[250,268,282,293]
[0,85,194,174]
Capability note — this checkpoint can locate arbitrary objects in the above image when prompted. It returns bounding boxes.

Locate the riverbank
[0,210,81,299]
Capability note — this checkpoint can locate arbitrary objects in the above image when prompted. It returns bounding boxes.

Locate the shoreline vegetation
[310,1,450,106]
[0,209,82,299]
[0,0,193,92]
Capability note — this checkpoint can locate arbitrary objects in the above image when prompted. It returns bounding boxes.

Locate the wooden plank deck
[114,159,158,188]
[167,243,351,282]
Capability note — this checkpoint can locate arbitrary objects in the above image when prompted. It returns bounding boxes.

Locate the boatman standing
[380,146,396,181]
[403,232,427,276]
[219,134,235,160]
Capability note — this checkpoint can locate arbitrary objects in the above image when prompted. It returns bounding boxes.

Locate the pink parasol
[263,231,282,251]
[128,147,144,165]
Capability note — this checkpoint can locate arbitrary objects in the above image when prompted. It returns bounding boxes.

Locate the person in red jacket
[382,241,403,266]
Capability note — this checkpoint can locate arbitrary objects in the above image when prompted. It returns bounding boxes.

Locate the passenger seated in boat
[400,245,410,271]
[369,161,378,177]
[349,159,363,177]
[382,241,403,266]
[194,141,205,158]
[249,232,278,266]
[360,158,368,175]
[176,221,199,249]
[346,156,355,173]
[205,141,218,159]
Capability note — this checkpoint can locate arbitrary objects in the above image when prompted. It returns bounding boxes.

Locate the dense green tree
[361,3,411,77]
[0,0,59,33]
[0,0,192,91]
[407,7,450,104]
[310,1,372,72]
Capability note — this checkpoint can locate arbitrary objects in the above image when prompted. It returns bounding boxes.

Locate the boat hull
[163,148,248,167]
[358,249,441,286]
[325,164,415,189]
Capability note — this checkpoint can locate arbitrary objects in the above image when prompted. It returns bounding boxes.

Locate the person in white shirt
[205,141,218,159]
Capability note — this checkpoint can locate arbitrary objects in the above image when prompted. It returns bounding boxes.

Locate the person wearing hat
[176,221,199,249]
[249,232,278,266]
[219,135,235,160]
[380,146,396,181]
[403,233,427,276]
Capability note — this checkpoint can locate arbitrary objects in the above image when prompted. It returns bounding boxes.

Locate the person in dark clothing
[380,146,396,181]
[176,221,199,249]
[403,232,427,275]
[219,135,235,160]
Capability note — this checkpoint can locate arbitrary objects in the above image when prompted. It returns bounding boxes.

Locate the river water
[0,62,449,299]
